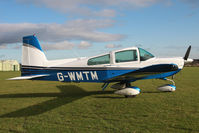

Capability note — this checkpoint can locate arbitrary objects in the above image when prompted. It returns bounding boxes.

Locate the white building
[0,60,20,71]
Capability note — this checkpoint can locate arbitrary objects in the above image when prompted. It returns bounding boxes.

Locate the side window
[88,54,110,65]
[139,48,154,61]
[115,50,137,63]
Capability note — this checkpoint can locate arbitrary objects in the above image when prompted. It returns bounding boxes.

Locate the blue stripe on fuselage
[21,64,181,83]
[21,68,133,82]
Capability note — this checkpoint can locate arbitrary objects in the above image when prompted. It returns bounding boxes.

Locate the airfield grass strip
[0,67,199,132]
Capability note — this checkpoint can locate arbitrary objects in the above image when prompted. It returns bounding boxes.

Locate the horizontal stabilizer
[7,74,49,80]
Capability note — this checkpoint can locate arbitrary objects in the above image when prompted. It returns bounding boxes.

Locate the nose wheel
[158,78,176,92]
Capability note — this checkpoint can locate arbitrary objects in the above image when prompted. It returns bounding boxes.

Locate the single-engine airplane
[9,35,191,97]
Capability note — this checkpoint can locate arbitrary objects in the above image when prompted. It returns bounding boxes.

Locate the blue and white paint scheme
[8,35,191,97]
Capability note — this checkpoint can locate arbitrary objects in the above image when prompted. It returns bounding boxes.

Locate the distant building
[0,60,20,71]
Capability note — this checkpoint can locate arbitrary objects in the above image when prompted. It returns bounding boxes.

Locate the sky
[0,0,199,62]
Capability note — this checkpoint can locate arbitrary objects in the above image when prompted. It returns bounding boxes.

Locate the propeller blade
[183,45,191,60]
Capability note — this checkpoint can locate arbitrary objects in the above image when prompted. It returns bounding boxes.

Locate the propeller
[183,45,191,60]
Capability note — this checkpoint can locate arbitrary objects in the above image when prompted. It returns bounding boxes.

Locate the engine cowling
[114,86,140,97]
[157,84,176,92]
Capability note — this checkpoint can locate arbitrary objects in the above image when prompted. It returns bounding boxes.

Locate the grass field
[0,67,199,133]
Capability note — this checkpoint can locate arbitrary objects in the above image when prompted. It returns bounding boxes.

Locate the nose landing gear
[157,78,176,92]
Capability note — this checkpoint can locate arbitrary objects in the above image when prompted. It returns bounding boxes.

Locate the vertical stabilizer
[22,35,47,66]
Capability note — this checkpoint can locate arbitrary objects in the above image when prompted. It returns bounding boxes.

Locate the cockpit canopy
[87,47,154,65]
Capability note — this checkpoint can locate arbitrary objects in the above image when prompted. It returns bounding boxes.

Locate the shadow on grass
[94,96,125,99]
[142,91,165,93]
[0,85,113,118]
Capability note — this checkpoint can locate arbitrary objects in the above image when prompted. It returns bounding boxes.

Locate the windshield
[139,48,154,61]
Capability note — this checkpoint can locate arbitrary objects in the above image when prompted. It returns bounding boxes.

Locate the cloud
[16,0,199,19]
[180,0,199,8]
[43,41,75,50]
[41,40,92,51]
[78,41,92,49]
[0,19,124,46]
[105,44,122,48]
[16,0,160,17]
[43,40,93,51]
[94,9,116,18]
[16,0,117,17]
